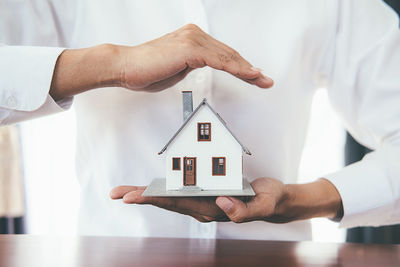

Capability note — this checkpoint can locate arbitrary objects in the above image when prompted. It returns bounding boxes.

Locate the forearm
[277,179,343,222]
[49,44,121,101]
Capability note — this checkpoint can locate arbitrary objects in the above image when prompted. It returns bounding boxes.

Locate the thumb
[216,196,249,223]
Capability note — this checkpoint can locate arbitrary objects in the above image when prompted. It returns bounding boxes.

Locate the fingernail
[216,197,234,212]
[261,75,273,83]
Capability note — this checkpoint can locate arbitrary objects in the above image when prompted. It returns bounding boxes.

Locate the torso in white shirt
[2,0,400,231]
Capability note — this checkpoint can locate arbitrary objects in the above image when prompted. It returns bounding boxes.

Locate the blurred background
[1,0,399,244]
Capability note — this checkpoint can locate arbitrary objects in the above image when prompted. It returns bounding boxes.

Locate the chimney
[182,91,193,122]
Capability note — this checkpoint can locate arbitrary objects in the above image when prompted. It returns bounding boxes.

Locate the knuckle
[183,23,201,31]
[232,68,241,76]
[231,215,245,223]
[218,53,231,64]
[180,24,200,39]
[229,51,240,61]
[178,24,204,50]
[232,50,240,56]
[230,211,245,223]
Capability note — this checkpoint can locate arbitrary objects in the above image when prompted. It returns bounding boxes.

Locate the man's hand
[118,24,273,92]
[110,178,343,224]
[50,24,273,101]
[110,178,287,223]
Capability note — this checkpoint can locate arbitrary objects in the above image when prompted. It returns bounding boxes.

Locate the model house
[158,92,251,191]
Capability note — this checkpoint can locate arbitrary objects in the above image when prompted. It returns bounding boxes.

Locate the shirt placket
[183,0,216,239]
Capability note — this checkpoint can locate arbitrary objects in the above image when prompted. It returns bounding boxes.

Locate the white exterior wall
[165,106,243,190]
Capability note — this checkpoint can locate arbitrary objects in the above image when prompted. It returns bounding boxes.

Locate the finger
[124,190,204,213]
[218,56,274,88]
[178,24,270,85]
[200,48,262,81]
[200,34,267,81]
[182,33,258,79]
[216,196,247,223]
[244,75,274,88]
[110,186,146,199]
[122,189,226,222]
[216,196,268,223]
[122,189,192,211]
[122,189,166,205]
[193,47,273,89]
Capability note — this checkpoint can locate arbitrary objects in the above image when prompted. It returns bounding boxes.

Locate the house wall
[165,105,243,190]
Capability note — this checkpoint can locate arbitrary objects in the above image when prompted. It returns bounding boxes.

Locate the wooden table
[0,235,399,267]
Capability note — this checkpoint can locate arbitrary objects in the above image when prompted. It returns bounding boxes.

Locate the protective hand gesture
[50,24,273,101]
[110,178,291,223]
[118,24,274,92]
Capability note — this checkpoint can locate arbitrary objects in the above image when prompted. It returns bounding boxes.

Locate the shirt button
[7,96,17,109]
[196,73,205,83]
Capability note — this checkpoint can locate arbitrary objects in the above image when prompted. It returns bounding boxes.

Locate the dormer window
[198,123,211,141]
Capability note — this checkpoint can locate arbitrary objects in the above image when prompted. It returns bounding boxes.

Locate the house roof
[158,98,251,155]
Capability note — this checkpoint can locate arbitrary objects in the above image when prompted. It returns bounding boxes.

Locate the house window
[212,157,226,176]
[198,123,211,141]
[172,157,180,170]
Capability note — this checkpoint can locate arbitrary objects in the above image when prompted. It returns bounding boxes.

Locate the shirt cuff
[324,146,399,228]
[0,46,65,111]
[2,95,73,125]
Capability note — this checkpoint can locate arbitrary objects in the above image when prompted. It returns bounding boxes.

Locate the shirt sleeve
[0,45,70,126]
[324,0,400,228]
[0,0,78,125]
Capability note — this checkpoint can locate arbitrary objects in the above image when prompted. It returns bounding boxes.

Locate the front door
[183,157,196,186]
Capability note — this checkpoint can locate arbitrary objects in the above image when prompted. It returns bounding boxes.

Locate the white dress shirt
[1,0,400,239]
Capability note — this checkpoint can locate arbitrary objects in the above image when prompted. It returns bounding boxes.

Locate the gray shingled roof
[158,99,251,155]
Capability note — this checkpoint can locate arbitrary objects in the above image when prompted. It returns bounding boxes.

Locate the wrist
[95,44,123,88]
[50,44,122,101]
[276,179,343,222]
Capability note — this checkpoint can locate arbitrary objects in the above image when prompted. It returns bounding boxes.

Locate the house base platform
[142,178,255,197]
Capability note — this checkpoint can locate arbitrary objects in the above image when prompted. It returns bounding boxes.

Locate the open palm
[110,177,290,223]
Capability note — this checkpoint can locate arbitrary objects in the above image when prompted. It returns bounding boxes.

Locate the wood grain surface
[0,235,399,267]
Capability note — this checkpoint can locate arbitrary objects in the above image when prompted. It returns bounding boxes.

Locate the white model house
[158,92,251,191]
